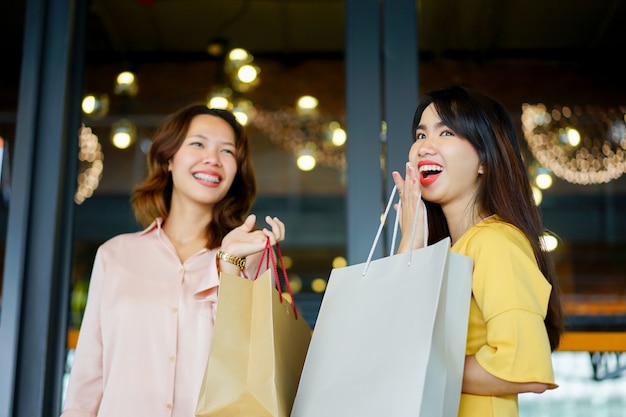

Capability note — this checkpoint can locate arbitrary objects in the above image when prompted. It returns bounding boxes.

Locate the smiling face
[409,103,483,213]
[168,114,238,211]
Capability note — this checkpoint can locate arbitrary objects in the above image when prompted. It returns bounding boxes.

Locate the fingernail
[412,178,417,184]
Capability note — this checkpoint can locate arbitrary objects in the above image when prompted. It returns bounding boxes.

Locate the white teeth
[193,173,220,183]
[419,164,443,173]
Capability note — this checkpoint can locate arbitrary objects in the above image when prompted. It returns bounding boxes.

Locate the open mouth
[418,164,443,185]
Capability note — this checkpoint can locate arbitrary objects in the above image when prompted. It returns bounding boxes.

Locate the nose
[415,136,436,157]
[202,147,221,166]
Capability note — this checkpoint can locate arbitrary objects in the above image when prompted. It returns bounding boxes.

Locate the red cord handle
[253,237,299,319]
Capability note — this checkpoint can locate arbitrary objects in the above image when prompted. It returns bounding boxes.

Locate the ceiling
[2,0,626,63]
[84,0,626,63]
[1,0,626,199]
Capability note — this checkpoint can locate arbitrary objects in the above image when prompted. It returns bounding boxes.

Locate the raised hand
[392,162,426,252]
[220,214,286,260]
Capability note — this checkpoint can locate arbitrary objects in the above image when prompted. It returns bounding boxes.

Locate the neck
[442,202,490,245]
[162,201,212,245]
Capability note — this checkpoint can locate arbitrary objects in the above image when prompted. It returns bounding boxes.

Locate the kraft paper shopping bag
[291,187,473,417]
[196,245,312,417]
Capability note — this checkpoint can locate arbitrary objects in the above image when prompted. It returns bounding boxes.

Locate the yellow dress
[451,216,556,417]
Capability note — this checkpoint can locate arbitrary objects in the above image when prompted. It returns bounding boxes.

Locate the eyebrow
[187,133,236,146]
[416,121,447,131]
[187,133,209,140]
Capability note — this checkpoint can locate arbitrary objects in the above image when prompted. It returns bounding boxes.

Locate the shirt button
[169,355,176,362]
[179,268,184,274]
[171,307,178,313]
[165,403,173,409]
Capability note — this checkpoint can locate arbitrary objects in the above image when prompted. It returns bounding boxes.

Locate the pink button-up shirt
[61,219,261,417]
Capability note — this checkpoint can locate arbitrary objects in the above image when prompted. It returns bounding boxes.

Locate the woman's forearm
[462,355,549,396]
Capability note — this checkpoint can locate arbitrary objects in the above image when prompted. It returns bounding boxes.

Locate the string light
[75,124,104,204]
[522,103,626,185]
[253,96,347,171]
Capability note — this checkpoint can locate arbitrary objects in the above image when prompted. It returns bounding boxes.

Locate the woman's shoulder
[97,221,158,254]
[455,216,533,256]
[469,216,526,240]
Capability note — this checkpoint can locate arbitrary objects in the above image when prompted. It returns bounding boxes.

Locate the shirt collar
[138,217,162,235]
[139,218,219,296]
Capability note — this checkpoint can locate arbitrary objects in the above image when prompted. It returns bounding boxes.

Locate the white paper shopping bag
[291,187,473,417]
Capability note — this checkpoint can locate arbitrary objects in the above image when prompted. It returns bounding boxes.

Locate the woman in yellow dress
[393,86,563,417]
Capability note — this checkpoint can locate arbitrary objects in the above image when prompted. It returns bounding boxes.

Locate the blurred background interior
[0,0,625,416]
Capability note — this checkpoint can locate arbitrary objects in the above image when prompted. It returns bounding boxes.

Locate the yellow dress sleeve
[462,222,556,386]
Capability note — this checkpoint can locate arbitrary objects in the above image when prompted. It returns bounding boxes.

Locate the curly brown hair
[131,104,256,249]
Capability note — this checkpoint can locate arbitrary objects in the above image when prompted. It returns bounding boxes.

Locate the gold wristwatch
[216,250,246,270]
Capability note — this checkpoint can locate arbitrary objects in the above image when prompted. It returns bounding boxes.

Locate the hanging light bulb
[231,64,261,93]
[222,47,260,93]
[540,233,558,252]
[114,71,139,96]
[296,95,320,118]
[233,110,249,126]
[209,96,231,110]
[81,94,109,117]
[535,170,553,190]
[224,48,253,81]
[207,86,233,110]
[82,95,96,113]
[297,95,318,109]
[206,37,229,57]
[329,121,347,146]
[296,147,317,171]
[297,95,318,110]
[237,64,259,84]
[111,119,136,149]
[228,48,252,65]
[232,99,256,126]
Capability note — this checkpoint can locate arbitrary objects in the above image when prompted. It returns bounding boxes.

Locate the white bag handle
[363,185,428,275]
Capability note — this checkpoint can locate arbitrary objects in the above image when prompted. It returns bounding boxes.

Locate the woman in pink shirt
[61,105,285,417]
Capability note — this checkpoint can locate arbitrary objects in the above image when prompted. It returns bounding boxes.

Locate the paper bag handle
[363,185,428,275]
[253,237,300,319]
